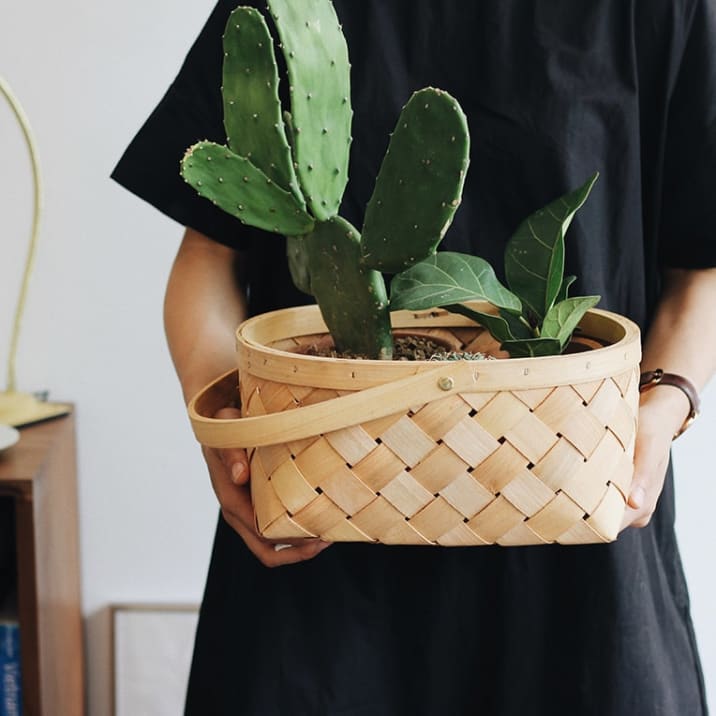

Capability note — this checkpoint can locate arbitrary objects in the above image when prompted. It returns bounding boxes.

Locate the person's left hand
[620,387,690,530]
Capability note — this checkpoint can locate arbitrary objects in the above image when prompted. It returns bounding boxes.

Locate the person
[112,1,716,713]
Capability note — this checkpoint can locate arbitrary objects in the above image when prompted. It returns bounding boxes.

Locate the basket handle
[188,361,480,449]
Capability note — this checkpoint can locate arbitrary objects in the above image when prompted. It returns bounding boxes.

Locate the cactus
[181,1,598,359]
[180,0,468,359]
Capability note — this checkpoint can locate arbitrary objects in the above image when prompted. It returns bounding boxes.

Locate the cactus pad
[286,235,313,295]
[267,0,352,221]
[181,141,314,235]
[222,7,303,203]
[305,217,393,358]
[360,88,470,273]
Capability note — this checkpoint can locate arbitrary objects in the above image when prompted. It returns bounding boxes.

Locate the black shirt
[113,2,714,714]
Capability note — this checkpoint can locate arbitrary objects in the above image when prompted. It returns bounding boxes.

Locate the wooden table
[0,413,84,716]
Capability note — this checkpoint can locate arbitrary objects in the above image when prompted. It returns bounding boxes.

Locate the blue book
[0,621,21,716]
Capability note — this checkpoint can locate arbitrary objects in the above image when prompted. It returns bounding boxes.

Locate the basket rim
[235,303,641,391]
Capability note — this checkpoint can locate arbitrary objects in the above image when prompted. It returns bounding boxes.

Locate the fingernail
[629,486,646,509]
[231,463,245,484]
[316,540,332,552]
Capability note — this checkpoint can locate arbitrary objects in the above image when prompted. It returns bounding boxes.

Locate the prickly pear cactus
[181,0,473,359]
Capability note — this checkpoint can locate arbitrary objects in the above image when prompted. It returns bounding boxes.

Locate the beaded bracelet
[639,369,701,439]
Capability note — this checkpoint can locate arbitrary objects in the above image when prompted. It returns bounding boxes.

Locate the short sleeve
[111,1,261,250]
[659,0,716,269]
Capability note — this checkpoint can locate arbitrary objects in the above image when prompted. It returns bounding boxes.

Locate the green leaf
[557,275,577,303]
[504,173,598,322]
[501,337,563,358]
[499,309,534,340]
[389,252,521,313]
[446,304,517,343]
[541,295,601,349]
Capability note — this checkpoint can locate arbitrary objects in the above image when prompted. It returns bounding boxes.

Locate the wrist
[638,369,700,439]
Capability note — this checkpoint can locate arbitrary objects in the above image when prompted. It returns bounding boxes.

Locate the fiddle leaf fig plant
[390,173,601,357]
[180,0,600,360]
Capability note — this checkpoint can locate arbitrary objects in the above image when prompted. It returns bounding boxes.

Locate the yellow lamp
[0,76,69,427]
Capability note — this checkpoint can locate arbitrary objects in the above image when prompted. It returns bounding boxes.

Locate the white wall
[0,2,219,714]
[673,393,716,703]
[0,2,713,714]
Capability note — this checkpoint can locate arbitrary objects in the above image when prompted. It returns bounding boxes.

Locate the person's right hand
[202,406,332,567]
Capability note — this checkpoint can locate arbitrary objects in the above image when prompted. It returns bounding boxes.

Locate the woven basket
[189,303,641,546]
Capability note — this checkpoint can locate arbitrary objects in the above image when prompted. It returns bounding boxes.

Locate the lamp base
[0,391,70,427]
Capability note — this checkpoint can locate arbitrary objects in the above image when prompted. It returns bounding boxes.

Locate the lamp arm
[0,76,42,393]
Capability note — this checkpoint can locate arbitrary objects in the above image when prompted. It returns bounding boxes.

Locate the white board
[112,604,199,716]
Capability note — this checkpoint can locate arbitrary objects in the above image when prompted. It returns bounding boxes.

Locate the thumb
[213,407,250,485]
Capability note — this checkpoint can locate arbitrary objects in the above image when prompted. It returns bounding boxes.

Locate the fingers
[620,408,672,532]
[202,424,332,566]
[212,407,250,485]
[223,448,250,485]
[218,496,331,568]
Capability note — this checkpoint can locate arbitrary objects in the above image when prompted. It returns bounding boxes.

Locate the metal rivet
[438,376,454,391]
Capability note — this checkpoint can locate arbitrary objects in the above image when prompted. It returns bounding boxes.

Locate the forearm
[639,267,716,435]
[164,227,248,403]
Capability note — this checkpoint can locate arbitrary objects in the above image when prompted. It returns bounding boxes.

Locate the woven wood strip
[293,494,349,535]
[319,465,376,515]
[380,471,434,517]
[408,498,468,543]
[409,444,471,493]
[379,416,436,468]
[497,521,549,547]
[470,443,529,494]
[500,471,557,517]
[555,518,606,545]
[437,522,491,547]
[585,483,625,538]
[261,513,315,540]
[410,393,473,439]
[439,472,494,517]
[467,496,526,543]
[324,425,376,466]
[351,445,406,492]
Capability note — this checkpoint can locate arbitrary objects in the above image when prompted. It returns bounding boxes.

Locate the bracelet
[638,369,701,439]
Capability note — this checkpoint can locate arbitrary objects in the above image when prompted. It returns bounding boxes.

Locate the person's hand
[620,387,690,530]
[203,406,332,567]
